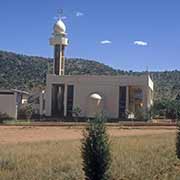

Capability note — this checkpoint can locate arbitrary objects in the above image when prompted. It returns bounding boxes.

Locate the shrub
[72,106,81,121]
[72,106,81,117]
[81,115,111,180]
[18,105,33,120]
[135,108,148,121]
[0,112,13,123]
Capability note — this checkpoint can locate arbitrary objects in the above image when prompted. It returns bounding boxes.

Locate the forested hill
[0,50,180,101]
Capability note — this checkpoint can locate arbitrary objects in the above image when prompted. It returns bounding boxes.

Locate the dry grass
[0,140,83,180]
[111,134,180,180]
[0,130,179,179]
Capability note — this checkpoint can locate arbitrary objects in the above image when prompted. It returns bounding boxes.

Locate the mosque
[40,18,154,120]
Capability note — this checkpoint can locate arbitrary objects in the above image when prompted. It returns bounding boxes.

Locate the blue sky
[0,0,180,71]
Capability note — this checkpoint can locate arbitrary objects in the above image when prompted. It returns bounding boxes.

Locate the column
[39,92,43,116]
[54,44,62,75]
[64,84,67,117]
[40,91,45,116]
[142,87,147,112]
[45,83,52,116]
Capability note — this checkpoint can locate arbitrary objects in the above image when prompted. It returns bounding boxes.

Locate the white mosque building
[40,18,154,120]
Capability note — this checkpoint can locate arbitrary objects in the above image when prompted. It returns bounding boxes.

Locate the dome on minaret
[54,19,66,34]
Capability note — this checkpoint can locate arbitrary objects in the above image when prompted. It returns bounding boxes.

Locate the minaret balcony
[49,36,68,46]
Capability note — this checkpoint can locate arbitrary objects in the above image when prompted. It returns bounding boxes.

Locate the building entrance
[119,86,127,118]
[52,84,64,117]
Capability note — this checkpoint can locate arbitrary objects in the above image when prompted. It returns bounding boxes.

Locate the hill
[0,50,180,100]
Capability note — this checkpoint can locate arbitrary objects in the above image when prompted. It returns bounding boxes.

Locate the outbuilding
[0,89,29,119]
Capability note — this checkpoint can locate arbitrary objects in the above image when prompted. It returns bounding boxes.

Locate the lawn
[0,132,179,180]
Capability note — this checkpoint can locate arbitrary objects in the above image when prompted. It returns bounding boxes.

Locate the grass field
[0,127,179,180]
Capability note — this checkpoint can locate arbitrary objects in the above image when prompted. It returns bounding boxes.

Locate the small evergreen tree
[176,122,180,159]
[81,115,111,180]
[176,104,180,159]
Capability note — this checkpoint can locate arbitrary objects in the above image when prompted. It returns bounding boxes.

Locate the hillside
[0,50,180,100]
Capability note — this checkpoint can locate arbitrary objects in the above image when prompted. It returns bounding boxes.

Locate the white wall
[46,74,153,119]
[74,83,119,118]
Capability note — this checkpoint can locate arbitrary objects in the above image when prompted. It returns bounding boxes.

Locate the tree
[151,99,180,119]
[176,101,180,159]
[81,115,111,180]
[176,121,180,159]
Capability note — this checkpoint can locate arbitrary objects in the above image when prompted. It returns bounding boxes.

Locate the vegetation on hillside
[0,50,180,100]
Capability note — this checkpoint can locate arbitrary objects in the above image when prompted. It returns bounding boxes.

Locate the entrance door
[52,84,64,117]
[119,86,127,118]
[66,85,74,117]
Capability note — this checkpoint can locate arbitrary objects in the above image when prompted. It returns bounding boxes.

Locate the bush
[135,108,148,121]
[0,112,13,123]
[81,115,111,180]
[18,105,33,120]
[72,106,81,121]
[72,106,81,117]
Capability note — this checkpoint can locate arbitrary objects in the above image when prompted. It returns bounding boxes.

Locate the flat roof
[47,74,153,90]
[0,89,15,95]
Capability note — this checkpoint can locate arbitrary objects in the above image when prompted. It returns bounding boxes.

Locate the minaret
[49,18,68,75]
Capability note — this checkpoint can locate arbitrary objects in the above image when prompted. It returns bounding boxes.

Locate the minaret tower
[49,16,68,75]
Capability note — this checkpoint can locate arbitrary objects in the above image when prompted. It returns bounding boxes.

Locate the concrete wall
[0,93,17,119]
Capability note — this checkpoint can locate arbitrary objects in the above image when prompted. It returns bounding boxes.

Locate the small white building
[40,17,154,120]
[0,89,29,119]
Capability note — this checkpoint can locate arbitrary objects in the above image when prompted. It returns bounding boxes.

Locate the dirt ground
[0,126,176,144]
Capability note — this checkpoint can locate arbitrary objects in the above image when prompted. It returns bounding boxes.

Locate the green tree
[151,99,180,119]
[176,100,180,159]
[176,121,180,159]
[81,115,111,180]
